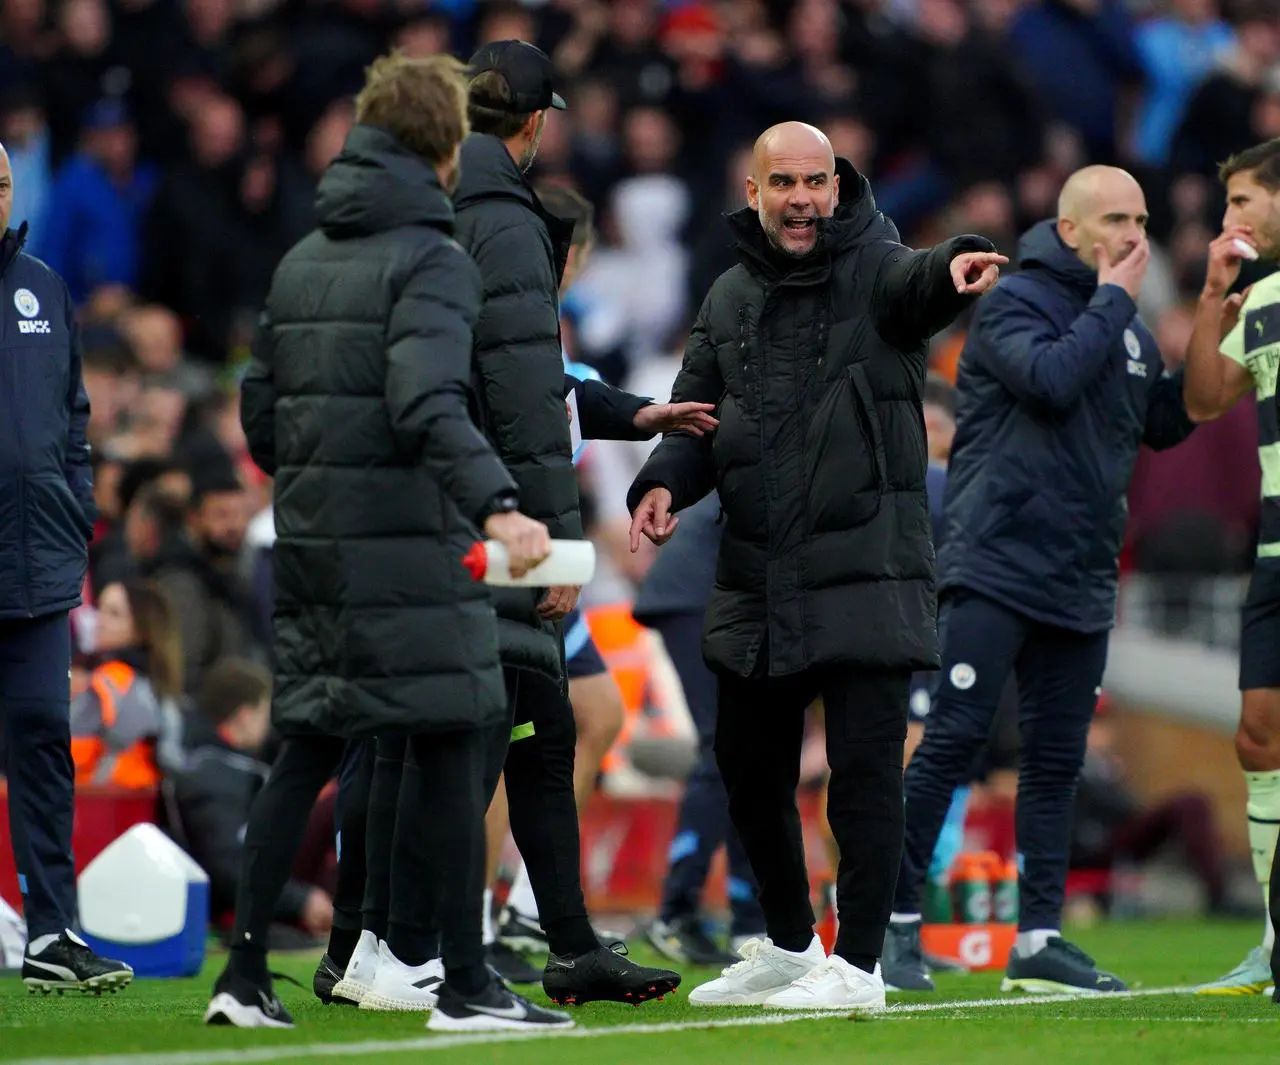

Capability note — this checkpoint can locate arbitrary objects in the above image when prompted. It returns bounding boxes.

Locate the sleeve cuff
[475,490,520,528]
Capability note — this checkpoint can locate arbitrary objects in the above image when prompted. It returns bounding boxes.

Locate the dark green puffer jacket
[453,133,582,678]
[241,124,516,737]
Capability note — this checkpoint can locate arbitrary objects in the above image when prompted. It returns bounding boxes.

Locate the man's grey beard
[762,213,831,258]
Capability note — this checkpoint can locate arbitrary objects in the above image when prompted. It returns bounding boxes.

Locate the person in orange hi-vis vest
[70,579,186,789]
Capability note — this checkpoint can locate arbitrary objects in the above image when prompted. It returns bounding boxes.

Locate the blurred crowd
[0,0,1278,682]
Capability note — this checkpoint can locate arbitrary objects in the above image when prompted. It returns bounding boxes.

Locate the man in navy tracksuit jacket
[882,167,1195,995]
[0,145,131,992]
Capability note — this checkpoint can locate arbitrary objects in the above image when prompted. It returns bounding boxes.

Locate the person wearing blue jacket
[0,143,132,995]
[882,166,1195,996]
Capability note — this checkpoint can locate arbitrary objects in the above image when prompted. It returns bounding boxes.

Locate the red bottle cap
[461,542,487,580]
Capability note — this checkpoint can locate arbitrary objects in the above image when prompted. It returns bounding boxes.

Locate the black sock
[842,953,878,975]
[543,916,600,958]
[770,930,814,954]
[387,921,438,968]
[228,940,269,983]
[326,925,361,969]
[446,962,491,998]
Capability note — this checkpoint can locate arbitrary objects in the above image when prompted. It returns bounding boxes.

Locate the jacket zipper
[15,375,31,616]
[1,230,32,614]
[800,309,827,541]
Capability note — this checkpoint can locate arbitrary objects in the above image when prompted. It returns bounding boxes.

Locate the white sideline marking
[3,986,1209,1065]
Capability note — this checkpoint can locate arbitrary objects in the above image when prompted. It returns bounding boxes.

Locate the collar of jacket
[0,222,28,279]
[87,646,150,676]
[725,157,891,285]
[455,133,575,284]
[1015,218,1099,297]
[315,124,455,239]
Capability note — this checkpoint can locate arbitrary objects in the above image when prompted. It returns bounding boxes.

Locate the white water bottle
[461,539,596,586]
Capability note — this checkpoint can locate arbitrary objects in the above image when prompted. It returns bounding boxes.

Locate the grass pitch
[2,919,1278,1064]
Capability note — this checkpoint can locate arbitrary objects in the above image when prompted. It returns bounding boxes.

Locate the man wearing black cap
[358,40,681,1009]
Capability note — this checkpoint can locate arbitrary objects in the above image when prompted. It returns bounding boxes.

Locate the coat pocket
[805,364,887,533]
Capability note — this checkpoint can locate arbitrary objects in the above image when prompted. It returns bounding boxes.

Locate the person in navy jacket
[0,142,133,993]
[882,166,1195,996]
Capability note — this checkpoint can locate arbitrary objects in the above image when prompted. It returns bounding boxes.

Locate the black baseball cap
[467,40,567,113]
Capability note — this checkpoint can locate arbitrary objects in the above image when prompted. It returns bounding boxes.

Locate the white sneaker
[763,956,886,1011]
[688,936,826,1006]
[331,931,380,1006]
[360,942,444,1012]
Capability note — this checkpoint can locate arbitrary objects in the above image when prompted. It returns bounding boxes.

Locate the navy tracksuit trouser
[1,611,76,939]
[893,590,1108,932]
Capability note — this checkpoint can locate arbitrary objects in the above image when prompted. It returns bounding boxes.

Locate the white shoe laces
[789,958,839,991]
[720,937,772,978]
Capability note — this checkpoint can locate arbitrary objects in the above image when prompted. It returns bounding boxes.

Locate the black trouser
[234,727,495,994]
[893,589,1109,931]
[377,665,596,962]
[484,666,597,957]
[0,612,75,940]
[230,733,346,978]
[652,612,763,936]
[715,659,909,963]
[331,740,373,940]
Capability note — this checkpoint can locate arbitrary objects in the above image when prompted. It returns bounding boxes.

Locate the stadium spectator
[70,578,185,789]
[144,467,256,696]
[164,658,336,946]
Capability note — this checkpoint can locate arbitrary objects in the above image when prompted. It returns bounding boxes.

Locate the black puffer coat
[241,124,517,737]
[453,133,582,677]
[629,159,994,678]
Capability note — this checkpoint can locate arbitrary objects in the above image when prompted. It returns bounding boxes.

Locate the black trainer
[923,950,968,974]
[543,942,681,1006]
[1001,937,1127,994]
[646,917,736,966]
[485,941,543,985]
[313,953,350,1005]
[204,968,296,1028]
[497,908,549,955]
[22,932,133,996]
[881,920,935,992]
[427,979,574,1032]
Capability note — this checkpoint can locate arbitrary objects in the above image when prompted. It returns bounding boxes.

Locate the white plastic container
[462,539,596,586]
[77,823,209,978]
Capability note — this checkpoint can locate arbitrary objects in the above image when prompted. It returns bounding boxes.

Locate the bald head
[0,142,11,235]
[747,122,839,259]
[1056,165,1148,270]
[751,122,835,182]
[1058,166,1142,222]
